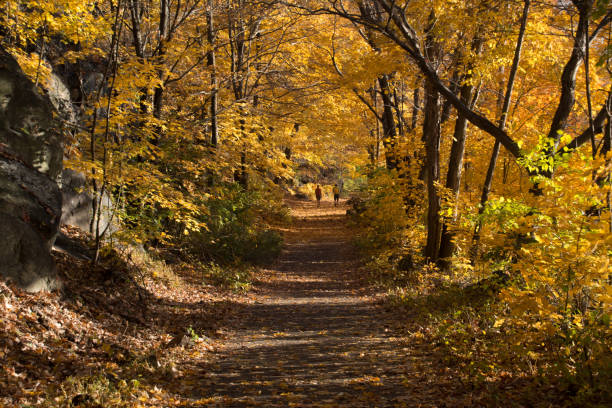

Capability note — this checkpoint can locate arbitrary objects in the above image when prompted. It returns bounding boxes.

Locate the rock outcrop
[45,68,116,237]
[0,47,62,291]
[60,168,116,235]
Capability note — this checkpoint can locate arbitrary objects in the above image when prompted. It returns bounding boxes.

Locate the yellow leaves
[526,351,540,361]
[9,48,52,87]
[2,0,106,51]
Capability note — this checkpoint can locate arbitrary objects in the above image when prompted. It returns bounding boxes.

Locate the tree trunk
[440,69,459,124]
[422,10,442,262]
[438,83,477,267]
[207,0,219,147]
[471,0,531,260]
[423,77,442,262]
[378,74,398,170]
[152,0,169,119]
[411,85,420,131]
[603,114,611,156]
[604,115,611,233]
[127,0,149,114]
[438,36,484,268]
[393,87,405,138]
[546,1,591,152]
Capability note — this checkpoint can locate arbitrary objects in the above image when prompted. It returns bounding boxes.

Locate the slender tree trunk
[92,1,124,263]
[502,158,510,184]
[603,114,611,156]
[89,0,124,236]
[437,85,476,266]
[128,0,149,114]
[604,116,611,233]
[152,0,169,120]
[378,74,398,170]
[392,87,405,137]
[95,47,121,264]
[375,84,381,162]
[546,1,591,153]
[411,85,420,131]
[584,16,597,158]
[471,0,531,261]
[238,149,248,187]
[423,11,442,262]
[207,0,219,147]
[471,140,501,250]
[440,69,460,124]
[423,77,441,262]
[438,37,484,268]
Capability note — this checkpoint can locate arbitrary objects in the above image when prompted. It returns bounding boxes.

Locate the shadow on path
[196,200,461,407]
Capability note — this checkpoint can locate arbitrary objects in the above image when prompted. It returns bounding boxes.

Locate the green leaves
[592,0,610,20]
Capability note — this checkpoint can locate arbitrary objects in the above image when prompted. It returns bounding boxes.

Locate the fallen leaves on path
[0,199,562,407]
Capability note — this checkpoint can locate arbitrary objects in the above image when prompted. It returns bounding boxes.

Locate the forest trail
[196,199,462,407]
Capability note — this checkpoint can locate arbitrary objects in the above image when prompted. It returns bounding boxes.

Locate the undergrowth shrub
[348,167,426,286]
[201,262,252,292]
[494,147,612,397]
[441,141,612,398]
[182,183,285,265]
[353,142,611,405]
[42,372,145,408]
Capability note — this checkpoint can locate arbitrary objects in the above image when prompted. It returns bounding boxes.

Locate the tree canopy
[1,0,611,405]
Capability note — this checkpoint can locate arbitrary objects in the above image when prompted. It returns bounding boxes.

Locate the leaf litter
[0,199,572,407]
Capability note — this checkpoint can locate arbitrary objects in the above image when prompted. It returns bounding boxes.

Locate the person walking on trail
[333,184,340,206]
[315,184,322,207]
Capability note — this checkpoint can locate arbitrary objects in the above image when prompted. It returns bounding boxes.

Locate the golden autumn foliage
[1,0,611,405]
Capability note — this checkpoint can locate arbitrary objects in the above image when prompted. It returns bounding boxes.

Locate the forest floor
[189,198,475,407]
[0,198,542,407]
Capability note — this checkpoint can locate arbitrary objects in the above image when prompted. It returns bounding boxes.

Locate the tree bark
[438,80,478,267]
[471,0,531,260]
[392,87,405,138]
[559,91,612,154]
[604,114,611,233]
[423,77,441,262]
[127,0,149,114]
[440,69,460,124]
[438,36,484,268]
[423,12,442,262]
[546,1,591,152]
[603,113,611,157]
[207,0,219,147]
[152,0,169,119]
[378,74,398,170]
[411,85,420,131]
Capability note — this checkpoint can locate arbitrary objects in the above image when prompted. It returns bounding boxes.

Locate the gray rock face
[0,152,62,247]
[82,72,104,98]
[47,68,116,237]
[47,70,77,127]
[0,47,62,291]
[0,55,62,180]
[0,213,59,292]
[60,168,116,236]
[60,168,91,230]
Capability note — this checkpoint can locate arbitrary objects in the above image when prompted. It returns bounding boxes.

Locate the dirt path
[197,199,460,407]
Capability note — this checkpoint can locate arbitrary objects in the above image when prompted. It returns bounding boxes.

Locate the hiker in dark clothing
[315,185,322,207]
